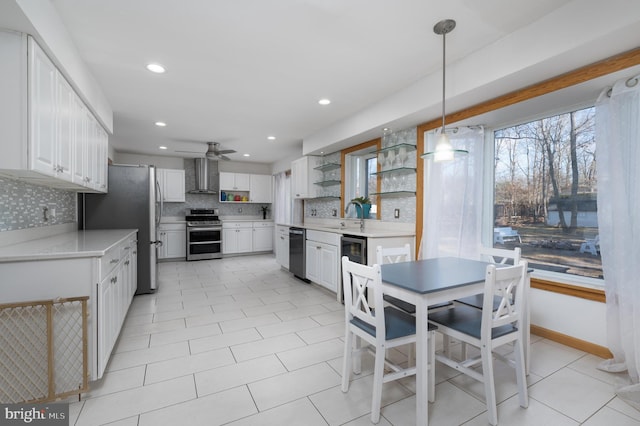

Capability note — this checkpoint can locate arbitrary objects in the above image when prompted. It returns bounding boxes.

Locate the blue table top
[380,257,491,294]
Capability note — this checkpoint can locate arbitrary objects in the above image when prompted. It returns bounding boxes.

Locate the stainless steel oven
[186,209,222,261]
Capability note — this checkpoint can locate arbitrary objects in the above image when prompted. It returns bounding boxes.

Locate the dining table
[380,256,530,426]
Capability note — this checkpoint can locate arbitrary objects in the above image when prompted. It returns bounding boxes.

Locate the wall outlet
[238,207,242,213]
[332,209,337,217]
[394,208,400,218]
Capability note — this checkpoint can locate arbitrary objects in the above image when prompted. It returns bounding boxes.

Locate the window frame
[483,107,604,289]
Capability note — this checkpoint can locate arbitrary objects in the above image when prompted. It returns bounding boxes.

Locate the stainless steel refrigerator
[80,164,161,294]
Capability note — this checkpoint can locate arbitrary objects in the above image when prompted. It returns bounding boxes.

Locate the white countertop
[278,222,415,238]
[0,229,138,262]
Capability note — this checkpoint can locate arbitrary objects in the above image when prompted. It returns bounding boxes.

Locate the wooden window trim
[416,47,640,284]
[340,138,381,218]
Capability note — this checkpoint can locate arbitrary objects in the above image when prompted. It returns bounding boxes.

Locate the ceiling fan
[175,142,236,160]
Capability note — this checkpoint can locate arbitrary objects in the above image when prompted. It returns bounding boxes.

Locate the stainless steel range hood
[188,158,219,194]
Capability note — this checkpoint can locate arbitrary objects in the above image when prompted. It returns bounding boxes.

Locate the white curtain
[420,126,484,259]
[274,171,291,224]
[596,74,640,409]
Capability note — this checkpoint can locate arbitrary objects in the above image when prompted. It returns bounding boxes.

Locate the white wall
[4,0,113,132]
[531,287,607,347]
[113,152,184,169]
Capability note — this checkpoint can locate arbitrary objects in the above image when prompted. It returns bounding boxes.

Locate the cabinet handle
[124,246,131,250]
[110,258,119,264]
[316,246,321,250]
[125,260,130,266]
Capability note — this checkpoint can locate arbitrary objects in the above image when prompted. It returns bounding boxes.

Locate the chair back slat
[376,244,411,265]
[479,246,521,265]
[481,260,527,338]
[342,256,385,340]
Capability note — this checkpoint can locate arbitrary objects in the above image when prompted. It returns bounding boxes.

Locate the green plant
[260,205,269,213]
[351,196,371,205]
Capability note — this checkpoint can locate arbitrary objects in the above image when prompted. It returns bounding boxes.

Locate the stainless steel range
[186,208,222,261]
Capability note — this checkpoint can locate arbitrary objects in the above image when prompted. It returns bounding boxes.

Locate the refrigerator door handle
[155,179,163,226]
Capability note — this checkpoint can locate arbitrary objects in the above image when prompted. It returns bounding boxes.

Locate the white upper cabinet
[291,156,319,199]
[220,172,251,191]
[249,174,272,203]
[157,168,185,202]
[0,32,108,192]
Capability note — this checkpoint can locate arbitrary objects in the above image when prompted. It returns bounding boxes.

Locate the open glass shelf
[376,143,416,154]
[372,167,416,176]
[311,196,341,201]
[314,162,341,172]
[371,191,416,198]
[314,180,341,187]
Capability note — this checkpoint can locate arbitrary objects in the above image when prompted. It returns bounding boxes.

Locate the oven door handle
[189,227,223,232]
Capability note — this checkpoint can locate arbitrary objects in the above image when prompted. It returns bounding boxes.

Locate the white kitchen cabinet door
[318,243,339,292]
[72,97,88,186]
[158,169,185,202]
[249,174,273,203]
[29,40,58,177]
[220,172,250,191]
[253,225,274,252]
[305,240,321,284]
[223,222,253,254]
[55,74,74,183]
[164,228,186,258]
[291,156,319,199]
[275,226,290,269]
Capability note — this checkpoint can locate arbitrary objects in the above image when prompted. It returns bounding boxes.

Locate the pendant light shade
[422,19,468,161]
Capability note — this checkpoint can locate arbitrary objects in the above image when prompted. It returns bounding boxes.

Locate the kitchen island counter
[0,229,138,262]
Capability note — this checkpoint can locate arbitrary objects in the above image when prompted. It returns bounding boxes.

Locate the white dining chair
[455,246,522,311]
[428,260,529,426]
[376,245,452,315]
[341,256,436,424]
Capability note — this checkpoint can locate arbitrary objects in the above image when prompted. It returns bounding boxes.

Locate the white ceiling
[37,0,582,164]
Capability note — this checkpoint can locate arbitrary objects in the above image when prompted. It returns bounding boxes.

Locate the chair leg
[428,331,436,403]
[514,339,529,408]
[370,345,385,424]
[480,344,498,426]
[354,335,362,375]
[442,334,451,358]
[407,343,415,367]
[341,329,353,392]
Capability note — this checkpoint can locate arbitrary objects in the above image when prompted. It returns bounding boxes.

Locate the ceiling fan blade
[175,149,205,154]
[217,149,236,154]
[219,155,231,161]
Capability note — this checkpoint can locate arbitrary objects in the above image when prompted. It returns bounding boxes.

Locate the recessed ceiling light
[155,121,167,127]
[159,146,167,150]
[318,98,331,105]
[146,63,166,73]
[267,136,276,140]
[243,153,250,157]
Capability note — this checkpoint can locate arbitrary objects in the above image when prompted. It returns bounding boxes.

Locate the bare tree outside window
[494,107,601,278]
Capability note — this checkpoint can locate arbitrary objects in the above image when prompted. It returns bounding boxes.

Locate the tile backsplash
[0,177,76,232]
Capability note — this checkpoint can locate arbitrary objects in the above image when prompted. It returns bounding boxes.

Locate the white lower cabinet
[275,225,290,269]
[157,223,186,259]
[223,222,253,254]
[0,230,138,382]
[96,234,137,377]
[305,230,340,293]
[252,221,274,252]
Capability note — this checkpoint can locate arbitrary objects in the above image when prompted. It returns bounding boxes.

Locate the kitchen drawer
[100,243,122,280]
[306,229,340,246]
[253,221,274,228]
[223,221,253,229]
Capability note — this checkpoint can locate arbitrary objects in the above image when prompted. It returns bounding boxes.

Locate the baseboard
[531,324,613,359]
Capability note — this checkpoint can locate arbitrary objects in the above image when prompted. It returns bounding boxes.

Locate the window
[493,106,601,279]
[344,145,378,217]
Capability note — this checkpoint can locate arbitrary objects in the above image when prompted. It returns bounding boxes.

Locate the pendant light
[421,19,468,162]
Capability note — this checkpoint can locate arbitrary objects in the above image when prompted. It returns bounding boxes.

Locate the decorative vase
[355,204,371,219]
[262,210,267,220]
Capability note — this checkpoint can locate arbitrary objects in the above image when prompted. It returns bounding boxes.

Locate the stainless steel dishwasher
[289,227,309,282]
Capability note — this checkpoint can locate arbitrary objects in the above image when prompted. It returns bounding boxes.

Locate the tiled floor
[68,254,639,425]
